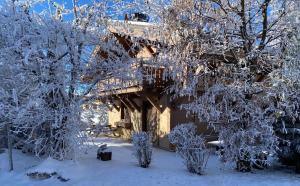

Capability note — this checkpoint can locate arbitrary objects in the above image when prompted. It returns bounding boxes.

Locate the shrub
[169,123,209,175]
[132,132,152,168]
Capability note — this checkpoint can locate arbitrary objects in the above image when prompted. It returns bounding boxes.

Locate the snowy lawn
[0,137,300,186]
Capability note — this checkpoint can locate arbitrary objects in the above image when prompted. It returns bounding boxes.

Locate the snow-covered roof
[107,19,169,42]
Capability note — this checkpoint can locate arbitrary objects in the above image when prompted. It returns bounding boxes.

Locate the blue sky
[34,0,97,12]
[0,0,164,22]
[32,0,136,21]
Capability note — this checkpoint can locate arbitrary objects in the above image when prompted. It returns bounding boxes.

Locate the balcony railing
[96,61,167,94]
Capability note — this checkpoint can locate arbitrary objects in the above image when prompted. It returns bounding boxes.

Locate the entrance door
[141,101,149,132]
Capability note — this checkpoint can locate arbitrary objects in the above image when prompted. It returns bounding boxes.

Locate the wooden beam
[98,86,143,96]
[122,99,135,112]
[125,98,141,112]
[145,44,156,57]
[107,98,120,111]
[145,94,161,113]
[110,102,120,112]
[116,95,134,112]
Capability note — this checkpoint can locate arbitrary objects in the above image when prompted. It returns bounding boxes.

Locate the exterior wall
[170,96,217,141]
[136,47,155,59]
[108,108,121,127]
[107,95,172,149]
[171,109,192,128]
[170,96,194,129]
[130,98,143,132]
[108,98,143,140]
[158,106,171,150]
[108,107,132,140]
[157,95,172,150]
[147,105,159,146]
[107,94,216,150]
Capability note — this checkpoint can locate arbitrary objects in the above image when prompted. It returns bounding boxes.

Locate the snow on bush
[169,123,209,175]
[132,132,152,168]
[182,84,277,172]
[27,157,71,181]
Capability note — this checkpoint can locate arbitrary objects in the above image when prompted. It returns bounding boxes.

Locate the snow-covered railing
[96,61,166,94]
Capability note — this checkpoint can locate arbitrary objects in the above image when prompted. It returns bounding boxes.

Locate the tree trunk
[296,153,300,174]
[6,123,13,171]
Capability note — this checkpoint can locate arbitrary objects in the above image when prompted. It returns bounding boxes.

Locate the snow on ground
[1,137,300,186]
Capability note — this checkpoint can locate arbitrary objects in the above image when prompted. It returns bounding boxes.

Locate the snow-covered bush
[132,132,152,168]
[169,123,209,175]
[182,84,277,172]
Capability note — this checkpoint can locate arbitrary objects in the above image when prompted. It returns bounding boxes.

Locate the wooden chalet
[90,19,215,150]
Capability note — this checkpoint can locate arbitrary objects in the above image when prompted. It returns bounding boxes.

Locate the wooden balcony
[96,62,167,96]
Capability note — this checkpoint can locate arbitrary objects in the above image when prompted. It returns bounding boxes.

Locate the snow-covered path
[0,137,299,186]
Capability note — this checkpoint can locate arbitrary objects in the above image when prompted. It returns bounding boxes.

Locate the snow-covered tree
[0,0,41,170]
[0,0,135,164]
[181,84,277,171]
[267,0,300,171]
[132,132,152,168]
[169,123,209,174]
[147,0,293,171]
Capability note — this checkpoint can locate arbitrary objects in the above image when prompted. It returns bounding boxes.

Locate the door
[141,101,148,132]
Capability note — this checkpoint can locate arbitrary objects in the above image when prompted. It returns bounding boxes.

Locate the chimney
[124,13,129,23]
